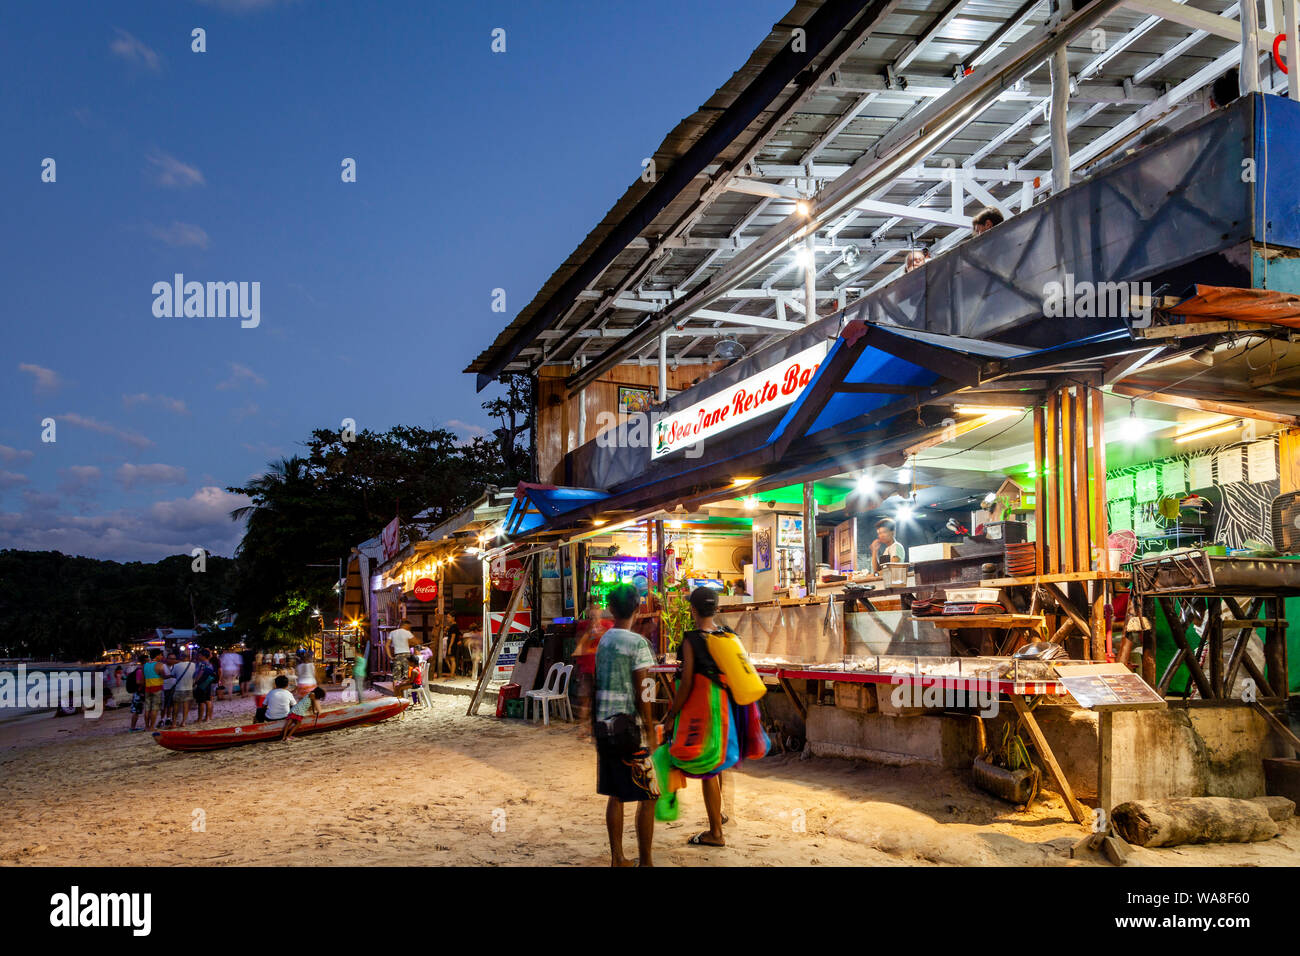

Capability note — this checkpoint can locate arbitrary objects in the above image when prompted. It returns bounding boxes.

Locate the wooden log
[1110,797,1282,847]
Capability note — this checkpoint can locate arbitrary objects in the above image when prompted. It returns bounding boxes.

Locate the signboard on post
[490,609,531,681]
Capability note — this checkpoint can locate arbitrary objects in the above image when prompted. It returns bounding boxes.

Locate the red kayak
[152,697,411,752]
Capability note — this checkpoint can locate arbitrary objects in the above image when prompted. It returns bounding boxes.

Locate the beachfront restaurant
[468,90,1300,821]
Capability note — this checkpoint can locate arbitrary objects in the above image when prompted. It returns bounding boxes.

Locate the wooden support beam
[1034,405,1047,577]
[1157,596,1215,700]
[1072,387,1091,573]
[1252,701,1300,756]
[1091,385,1109,573]
[1010,695,1088,825]
[1046,390,1061,575]
[1111,384,1300,427]
[467,555,533,717]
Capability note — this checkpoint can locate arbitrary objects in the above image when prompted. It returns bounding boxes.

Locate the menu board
[1216,448,1244,485]
[1136,466,1159,501]
[1055,663,1166,711]
[1189,456,1213,489]
[1247,440,1277,483]
[1161,461,1185,495]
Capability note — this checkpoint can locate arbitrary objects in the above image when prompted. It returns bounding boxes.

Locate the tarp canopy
[503,482,610,537]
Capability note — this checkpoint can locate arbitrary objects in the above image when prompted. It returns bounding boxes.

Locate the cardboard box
[909,542,956,563]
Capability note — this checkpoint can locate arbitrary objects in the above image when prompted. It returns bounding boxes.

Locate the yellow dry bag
[705,627,766,705]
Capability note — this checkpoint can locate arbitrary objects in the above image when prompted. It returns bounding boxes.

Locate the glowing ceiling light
[743,495,759,510]
[1174,420,1241,444]
[1119,402,1143,442]
[795,199,811,217]
[954,405,1022,419]
[856,473,876,495]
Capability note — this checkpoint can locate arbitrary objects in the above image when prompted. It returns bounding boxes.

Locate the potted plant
[972,722,1041,807]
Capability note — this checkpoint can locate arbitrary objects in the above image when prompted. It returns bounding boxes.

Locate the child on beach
[408,656,425,707]
[282,686,326,741]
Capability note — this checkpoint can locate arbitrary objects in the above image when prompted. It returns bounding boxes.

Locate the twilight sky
[0,0,790,561]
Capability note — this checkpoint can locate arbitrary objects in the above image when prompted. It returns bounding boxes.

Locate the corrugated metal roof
[467,0,1281,381]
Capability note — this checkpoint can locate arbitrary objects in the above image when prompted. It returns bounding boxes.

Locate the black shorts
[193,688,211,703]
[595,738,657,803]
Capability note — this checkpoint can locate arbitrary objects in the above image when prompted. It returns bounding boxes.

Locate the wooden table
[977,570,1132,661]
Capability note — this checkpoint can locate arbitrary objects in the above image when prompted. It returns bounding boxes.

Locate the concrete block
[807,704,980,768]
[1263,758,1300,810]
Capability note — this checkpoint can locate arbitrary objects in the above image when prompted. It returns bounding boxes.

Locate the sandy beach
[2,686,1298,867]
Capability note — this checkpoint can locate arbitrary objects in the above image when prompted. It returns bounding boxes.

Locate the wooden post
[1034,405,1048,576]
[1059,388,1075,574]
[1046,391,1062,574]
[1072,386,1091,573]
[1090,385,1109,572]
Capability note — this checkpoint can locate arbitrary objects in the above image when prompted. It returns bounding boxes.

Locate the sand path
[2,690,1297,867]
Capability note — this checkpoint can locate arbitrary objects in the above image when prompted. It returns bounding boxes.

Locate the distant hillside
[0,550,236,661]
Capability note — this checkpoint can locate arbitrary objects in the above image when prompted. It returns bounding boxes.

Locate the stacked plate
[1004,541,1036,576]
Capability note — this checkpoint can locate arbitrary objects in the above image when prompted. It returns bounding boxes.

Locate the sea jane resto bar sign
[651,340,829,459]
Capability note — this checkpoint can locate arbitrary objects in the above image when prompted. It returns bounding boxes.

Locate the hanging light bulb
[1120,401,1143,442]
[857,473,876,495]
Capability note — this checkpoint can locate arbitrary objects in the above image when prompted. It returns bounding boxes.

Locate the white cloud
[57,413,153,450]
[0,445,34,465]
[0,486,251,562]
[445,419,489,438]
[117,463,188,490]
[110,28,161,72]
[147,151,205,188]
[18,363,63,391]
[0,471,29,490]
[217,362,267,390]
[145,221,210,249]
[123,393,190,415]
[58,466,102,497]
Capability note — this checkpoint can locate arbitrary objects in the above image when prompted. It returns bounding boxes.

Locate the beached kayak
[152,697,410,752]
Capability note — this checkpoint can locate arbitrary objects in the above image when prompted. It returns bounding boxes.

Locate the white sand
[2,688,1298,867]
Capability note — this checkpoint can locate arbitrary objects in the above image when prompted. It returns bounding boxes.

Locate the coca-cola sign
[413,577,438,602]
[651,341,828,459]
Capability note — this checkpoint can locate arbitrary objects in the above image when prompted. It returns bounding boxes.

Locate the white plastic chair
[525,663,573,726]
[416,661,433,708]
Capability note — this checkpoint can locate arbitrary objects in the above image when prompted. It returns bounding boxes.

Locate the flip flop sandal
[688,833,724,847]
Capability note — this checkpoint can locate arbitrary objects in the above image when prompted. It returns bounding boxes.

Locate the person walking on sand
[350,638,368,701]
[659,586,732,848]
[250,658,275,721]
[220,648,243,698]
[141,649,169,732]
[126,653,148,731]
[169,650,196,728]
[192,649,218,723]
[282,686,326,741]
[294,651,318,699]
[593,582,658,867]
[388,620,414,687]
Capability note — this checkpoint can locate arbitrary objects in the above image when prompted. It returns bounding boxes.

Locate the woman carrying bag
[658,586,768,849]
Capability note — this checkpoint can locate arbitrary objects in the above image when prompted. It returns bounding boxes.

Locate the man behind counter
[870,518,907,572]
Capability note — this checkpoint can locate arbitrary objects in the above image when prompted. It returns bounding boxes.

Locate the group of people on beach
[104,646,327,738]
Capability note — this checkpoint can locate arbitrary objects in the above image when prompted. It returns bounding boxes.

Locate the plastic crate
[504,698,525,719]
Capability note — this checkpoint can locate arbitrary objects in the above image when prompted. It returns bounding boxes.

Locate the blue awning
[503,483,610,536]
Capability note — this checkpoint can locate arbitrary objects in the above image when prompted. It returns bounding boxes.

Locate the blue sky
[0,0,790,560]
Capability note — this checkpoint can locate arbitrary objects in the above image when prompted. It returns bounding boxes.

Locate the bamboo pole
[1046,390,1061,574]
[1091,384,1110,572]
[1034,405,1047,577]
[1072,385,1092,572]
[1059,388,1076,574]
